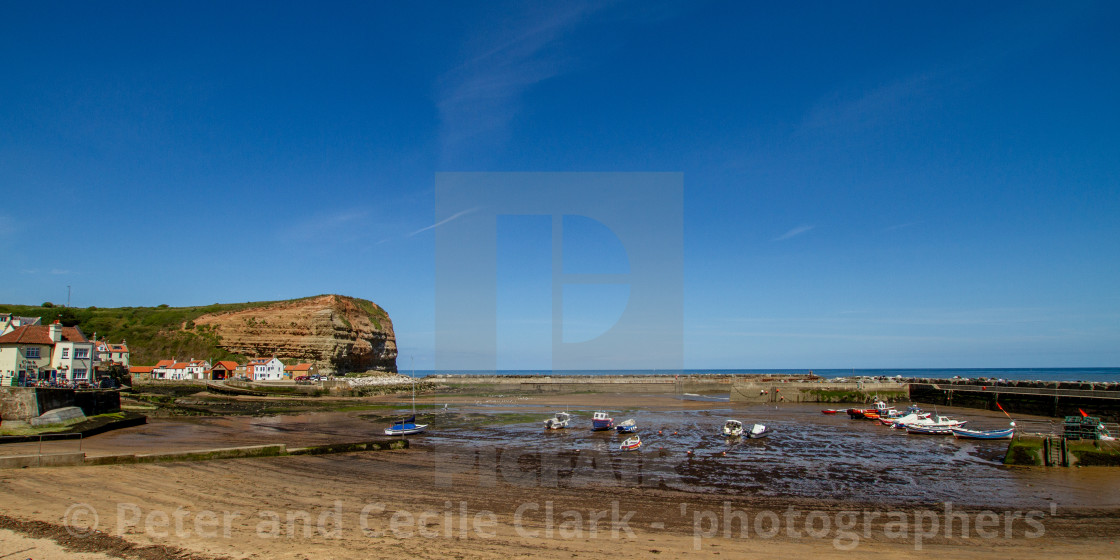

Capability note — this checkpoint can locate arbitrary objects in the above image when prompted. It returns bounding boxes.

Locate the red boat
[821,409,842,414]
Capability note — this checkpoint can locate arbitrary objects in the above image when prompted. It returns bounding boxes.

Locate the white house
[185,359,210,380]
[0,321,94,386]
[247,357,285,381]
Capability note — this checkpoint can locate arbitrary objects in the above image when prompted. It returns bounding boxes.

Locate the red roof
[130,366,155,374]
[169,363,188,370]
[154,359,175,368]
[213,361,239,370]
[0,325,89,345]
[109,344,128,352]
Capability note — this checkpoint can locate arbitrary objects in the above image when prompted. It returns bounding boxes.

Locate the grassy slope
[0,295,383,366]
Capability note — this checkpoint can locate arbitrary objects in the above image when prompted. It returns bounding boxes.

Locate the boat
[592,411,614,431]
[885,411,932,429]
[906,424,953,435]
[385,414,428,436]
[951,425,1015,440]
[616,419,638,433]
[385,360,427,435]
[544,412,571,430]
[821,409,843,414]
[747,423,772,439]
[899,415,967,430]
[619,435,642,451]
[722,419,744,437]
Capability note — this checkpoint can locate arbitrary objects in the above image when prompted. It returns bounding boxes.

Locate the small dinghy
[747,423,772,439]
[821,409,843,415]
[592,411,614,431]
[905,424,953,435]
[951,423,1015,440]
[544,412,571,430]
[619,435,642,451]
[616,419,638,433]
[722,419,744,437]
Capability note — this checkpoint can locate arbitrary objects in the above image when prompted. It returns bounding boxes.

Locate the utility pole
[67,285,71,308]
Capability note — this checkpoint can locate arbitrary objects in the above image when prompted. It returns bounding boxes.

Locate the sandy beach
[3,392,1119,559]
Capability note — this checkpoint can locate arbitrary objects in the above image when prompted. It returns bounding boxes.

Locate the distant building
[284,363,316,378]
[210,360,238,380]
[247,357,285,381]
[151,359,175,379]
[130,365,155,381]
[0,314,41,336]
[93,339,130,368]
[0,321,95,386]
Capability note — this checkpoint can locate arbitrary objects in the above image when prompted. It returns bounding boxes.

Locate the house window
[25,348,40,359]
[74,369,87,379]
[75,348,89,359]
[61,348,70,359]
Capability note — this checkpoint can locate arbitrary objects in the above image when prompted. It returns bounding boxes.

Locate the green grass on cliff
[0,295,387,366]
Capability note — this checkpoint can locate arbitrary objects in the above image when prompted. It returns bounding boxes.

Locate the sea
[412,368,1120,382]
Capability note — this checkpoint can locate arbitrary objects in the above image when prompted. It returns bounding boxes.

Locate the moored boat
[619,435,642,451]
[748,423,772,438]
[722,419,744,437]
[951,424,1015,440]
[385,414,428,435]
[821,409,843,414]
[616,419,638,433]
[905,424,953,435]
[544,412,571,430]
[592,411,614,431]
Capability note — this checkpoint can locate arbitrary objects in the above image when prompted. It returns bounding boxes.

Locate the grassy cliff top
[0,295,385,366]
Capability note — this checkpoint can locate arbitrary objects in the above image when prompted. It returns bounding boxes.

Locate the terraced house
[0,321,95,386]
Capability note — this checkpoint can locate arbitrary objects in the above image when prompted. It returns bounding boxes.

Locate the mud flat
[1,392,1118,559]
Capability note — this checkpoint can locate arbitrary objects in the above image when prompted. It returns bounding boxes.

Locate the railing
[929,384,1120,399]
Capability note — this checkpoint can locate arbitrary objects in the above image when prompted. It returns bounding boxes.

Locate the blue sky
[2,1,1118,368]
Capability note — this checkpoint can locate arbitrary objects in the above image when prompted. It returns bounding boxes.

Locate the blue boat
[616,419,637,433]
[385,414,428,435]
[592,411,614,431]
[951,425,1015,440]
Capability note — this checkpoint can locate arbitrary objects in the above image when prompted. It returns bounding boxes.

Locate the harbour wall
[729,381,909,403]
[431,374,816,394]
[0,388,121,422]
[909,382,1120,423]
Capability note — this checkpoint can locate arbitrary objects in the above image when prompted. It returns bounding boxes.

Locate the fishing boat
[619,435,642,451]
[385,361,427,435]
[722,419,744,437]
[592,411,614,431]
[885,411,933,428]
[747,423,772,439]
[899,415,967,430]
[616,419,638,433]
[544,412,571,430]
[951,424,1015,440]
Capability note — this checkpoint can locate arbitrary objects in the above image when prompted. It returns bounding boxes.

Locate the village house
[247,357,285,381]
[129,365,155,381]
[0,321,95,386]
[0,314,41,336]
[92,338,130,368]
[285,363,317,378]
[151,359,175,379]
[210,360,238,380]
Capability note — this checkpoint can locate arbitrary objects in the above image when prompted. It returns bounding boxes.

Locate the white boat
[722,419,744,437]
[885,412,932,428]
[592,411,614,431]
[619,435,642,451]
[748,423,772,438]
[544,412,571,430]
[898,415,967,431]
[616,418,638,433]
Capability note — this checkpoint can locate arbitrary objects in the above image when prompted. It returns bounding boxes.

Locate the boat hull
[384,423,428,436]
[951,427,1014,440]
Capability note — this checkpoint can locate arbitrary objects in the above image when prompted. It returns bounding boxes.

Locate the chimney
[49,320,62,343]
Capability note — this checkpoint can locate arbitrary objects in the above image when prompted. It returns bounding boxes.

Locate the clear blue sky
[2,1,1118,369]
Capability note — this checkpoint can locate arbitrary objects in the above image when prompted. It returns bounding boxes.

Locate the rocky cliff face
[192,295,397,374]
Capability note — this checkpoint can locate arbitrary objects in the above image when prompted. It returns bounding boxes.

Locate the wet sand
[2,392,1118,558]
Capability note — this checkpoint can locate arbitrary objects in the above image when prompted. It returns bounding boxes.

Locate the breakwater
[429,373,815,394]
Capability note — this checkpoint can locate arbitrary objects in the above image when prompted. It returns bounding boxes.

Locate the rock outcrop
[192,295,397,374]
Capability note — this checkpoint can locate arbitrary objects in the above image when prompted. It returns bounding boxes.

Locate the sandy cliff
[192,295,396,374]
